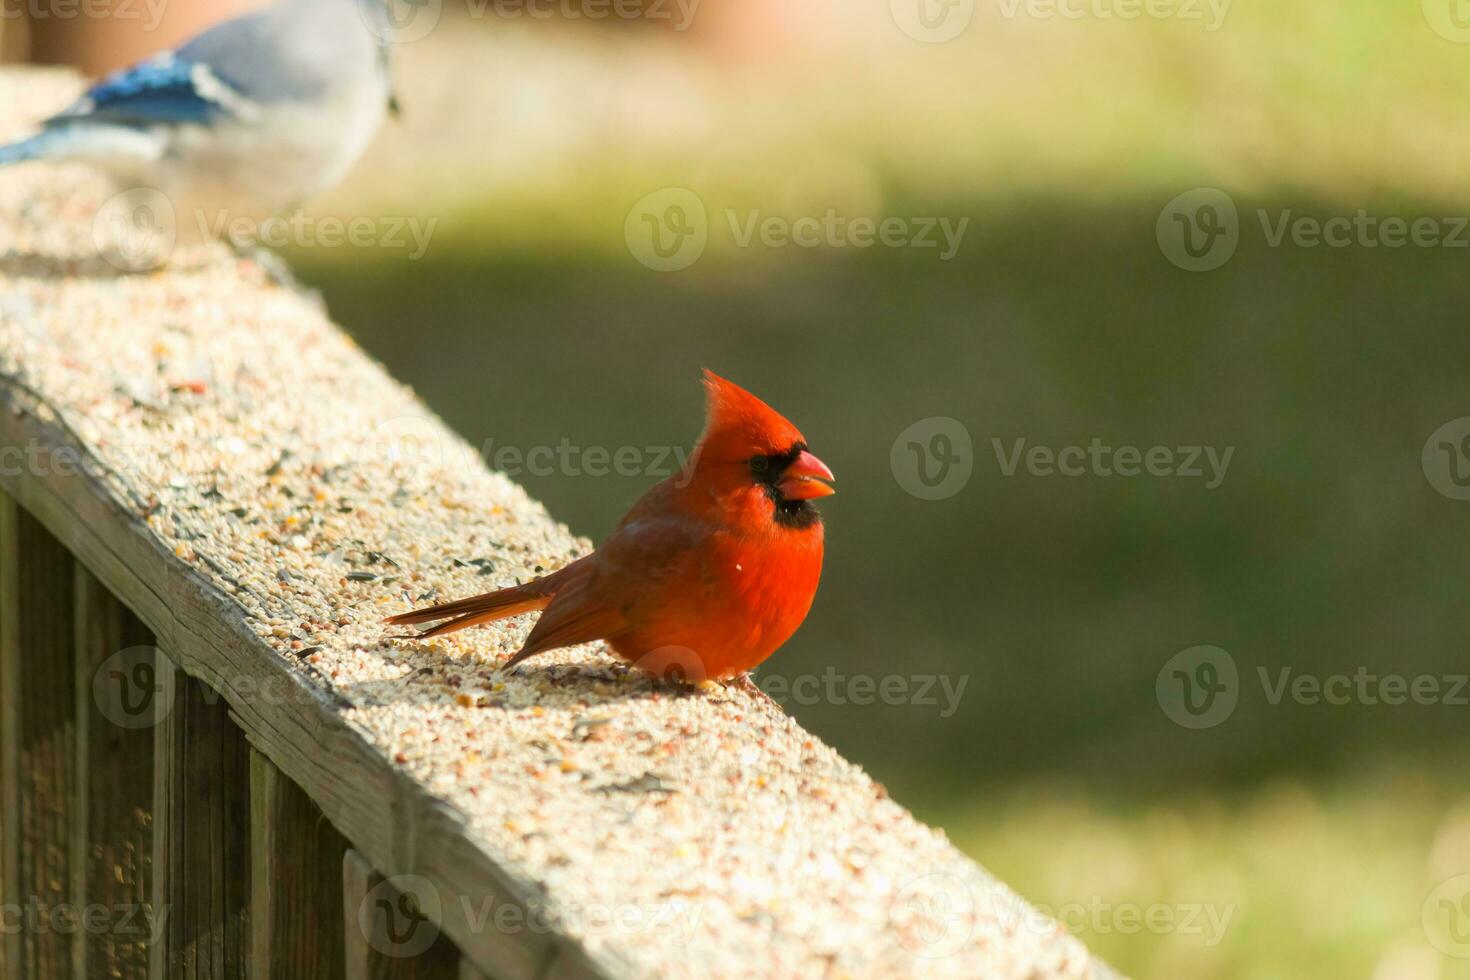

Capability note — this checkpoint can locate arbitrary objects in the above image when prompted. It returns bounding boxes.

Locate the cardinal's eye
[749,456,771,475]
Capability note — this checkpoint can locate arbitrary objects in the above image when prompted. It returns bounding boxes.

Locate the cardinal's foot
[726,672,782,711]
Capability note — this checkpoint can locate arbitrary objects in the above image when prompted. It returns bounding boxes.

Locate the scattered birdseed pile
[0,70,1115,980]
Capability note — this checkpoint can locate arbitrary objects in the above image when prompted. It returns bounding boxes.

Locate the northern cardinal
[386,371,834,683]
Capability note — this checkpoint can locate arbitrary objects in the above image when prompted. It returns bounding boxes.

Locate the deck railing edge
[0,376,633,980]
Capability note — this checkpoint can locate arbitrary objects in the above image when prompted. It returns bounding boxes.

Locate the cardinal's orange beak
[779,450,836,500]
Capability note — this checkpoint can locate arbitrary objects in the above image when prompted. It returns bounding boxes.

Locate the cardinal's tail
[386,577,559,640]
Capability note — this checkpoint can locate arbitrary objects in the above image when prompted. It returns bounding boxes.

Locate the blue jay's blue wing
[48,54,248,129]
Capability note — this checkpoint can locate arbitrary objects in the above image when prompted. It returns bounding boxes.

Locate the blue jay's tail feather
[0,133,52,166]
[0,124,162,172]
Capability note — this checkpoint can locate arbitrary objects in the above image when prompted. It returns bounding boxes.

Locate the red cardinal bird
[386,371,834,683]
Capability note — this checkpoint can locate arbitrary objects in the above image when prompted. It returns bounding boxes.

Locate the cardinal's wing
[503,510,710,668]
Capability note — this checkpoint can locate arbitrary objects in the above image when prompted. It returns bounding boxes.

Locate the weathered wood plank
[1,491,78,980]
[249,748,348,980]
[72,564,159,980]
[151,662,251,980]
[343,849,463,980]
[147,655,178,980]
[1,496,13,980]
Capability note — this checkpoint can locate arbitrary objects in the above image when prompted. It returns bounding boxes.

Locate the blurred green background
[18,0,1470,975]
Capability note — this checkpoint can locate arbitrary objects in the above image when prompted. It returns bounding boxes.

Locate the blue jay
[0,0,398,230]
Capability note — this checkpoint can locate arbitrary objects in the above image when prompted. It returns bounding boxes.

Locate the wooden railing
[0,68,1119,980]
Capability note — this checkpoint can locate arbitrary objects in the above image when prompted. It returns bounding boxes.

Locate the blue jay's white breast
[154,78,389,233]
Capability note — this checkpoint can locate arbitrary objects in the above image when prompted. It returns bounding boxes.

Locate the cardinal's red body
[387,371,834,681]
